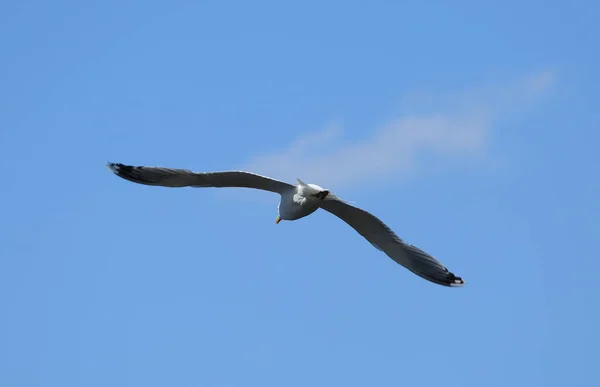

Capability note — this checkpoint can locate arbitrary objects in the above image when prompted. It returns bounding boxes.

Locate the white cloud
[241,70,555,189]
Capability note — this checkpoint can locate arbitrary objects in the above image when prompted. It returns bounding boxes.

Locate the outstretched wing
[107,163,294,194]
[320,199,465,287]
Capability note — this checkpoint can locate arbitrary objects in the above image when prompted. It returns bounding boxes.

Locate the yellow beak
[275,215,281,224]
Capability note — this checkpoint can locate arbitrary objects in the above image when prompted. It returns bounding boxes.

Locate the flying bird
[107,162,465,287]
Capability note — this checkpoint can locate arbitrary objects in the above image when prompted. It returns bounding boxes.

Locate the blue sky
[1,0,598,386]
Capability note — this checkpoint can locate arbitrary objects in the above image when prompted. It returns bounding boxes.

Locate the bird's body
[277,180,334,221]
[107,162,465,287]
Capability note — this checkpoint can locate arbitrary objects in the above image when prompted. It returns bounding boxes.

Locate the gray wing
[320,199,465,287]
[107,163,294,194]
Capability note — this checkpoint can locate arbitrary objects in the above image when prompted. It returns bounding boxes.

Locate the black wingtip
[106,162,120,174]
[106,162,133,178]
[448,273,466,287]
[106,162,169,187]
[106,162,146,184]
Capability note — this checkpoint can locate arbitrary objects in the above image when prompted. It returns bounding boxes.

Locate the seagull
[107,162,465,287]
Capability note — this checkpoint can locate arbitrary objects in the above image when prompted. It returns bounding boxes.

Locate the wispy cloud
[241,70,555,189]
